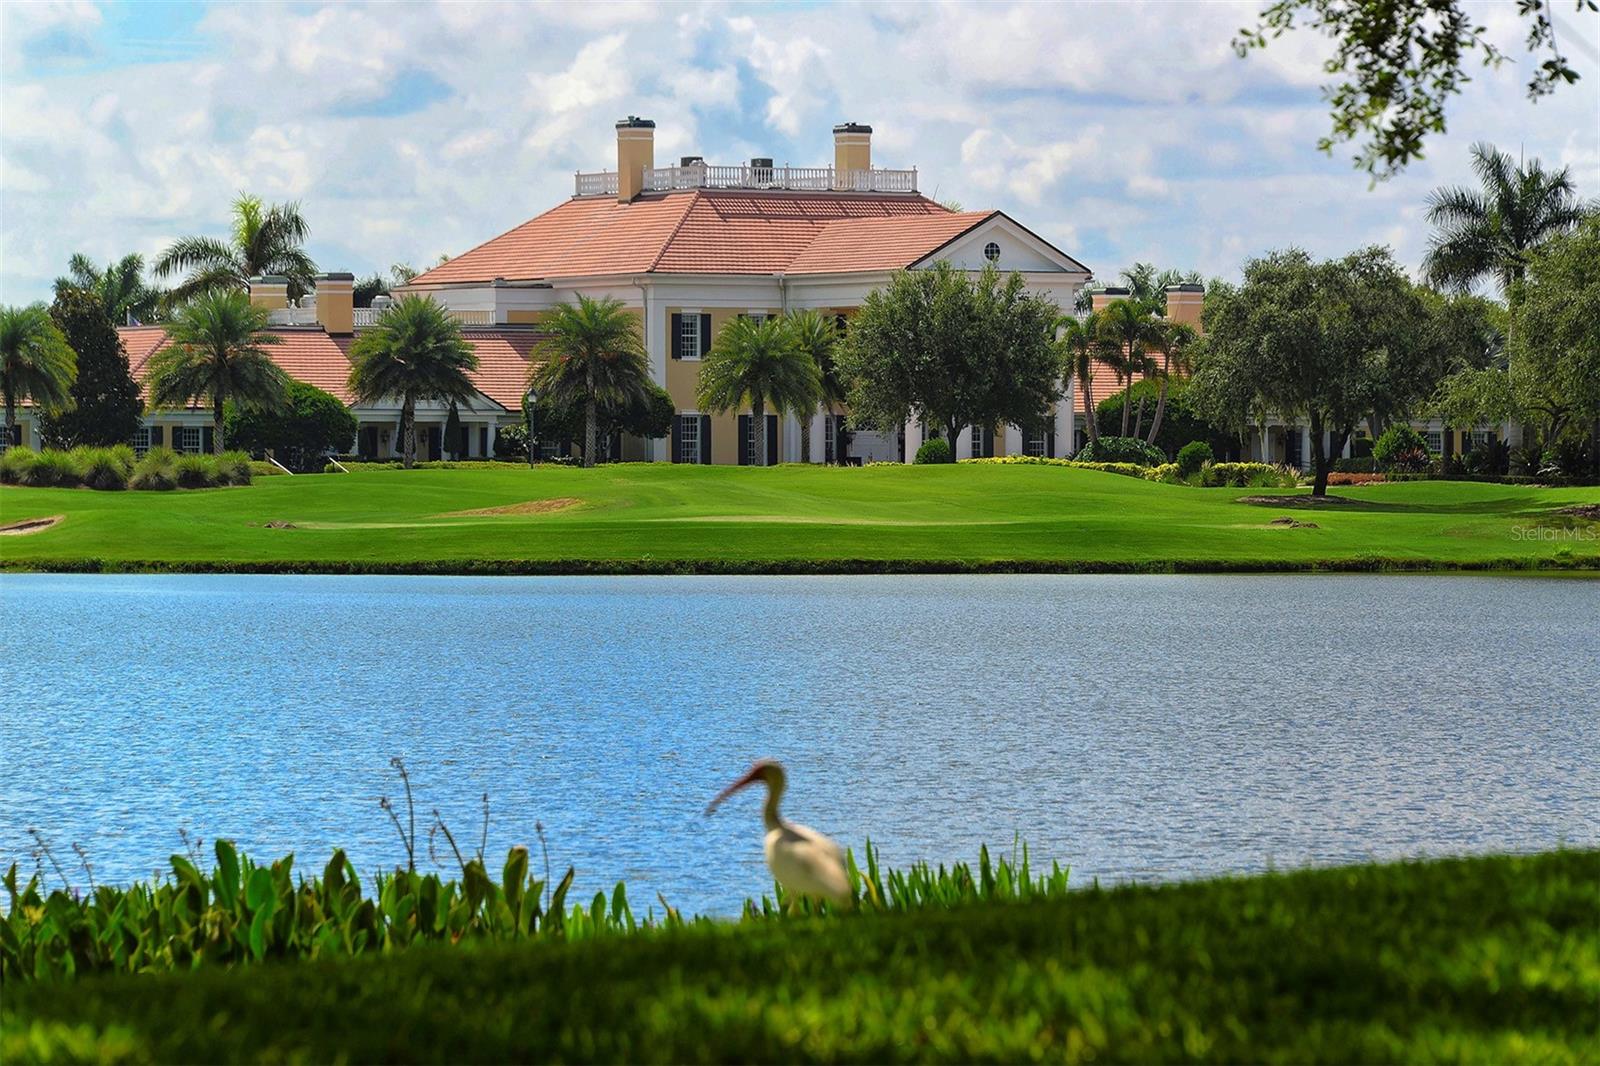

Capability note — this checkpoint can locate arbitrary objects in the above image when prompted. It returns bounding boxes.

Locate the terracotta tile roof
[117,326,545,413]
[406,190,975,284]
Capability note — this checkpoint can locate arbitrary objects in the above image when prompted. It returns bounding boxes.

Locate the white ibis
[705,759,852,908]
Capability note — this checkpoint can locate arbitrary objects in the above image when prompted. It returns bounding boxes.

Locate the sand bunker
[0,515,62,535]
[1238,494,1352,507]
[1267,516,1320,529]
[1556,503,1600,520]
[442,497,583,517]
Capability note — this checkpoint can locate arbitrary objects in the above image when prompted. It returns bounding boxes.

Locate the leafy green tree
[37,288,144,448]
[530,296,649,468]
[1144,321,1199,445]
[153,194,317,305]
[224,379,356,472]
[147,291,290,454]
[1423,143,1589,299]
[1097,379,1236,459]
[697,315,821,466]
[1506,216,1600,454]
[1235,0,1597,179]
[348,296,479,469]
[1094,299,1159,437]
[786,309,845,463]
[54,253,163,324]
[1057,312,1102,448]
[840,263,1062,454]
[532,380,674,461]
[1189,246,1433,496]
[0,304,77,443]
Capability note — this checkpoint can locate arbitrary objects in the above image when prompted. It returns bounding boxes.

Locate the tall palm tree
[1094,298,1158,437]
[786,309,846,463]
[54,253,163,324]
[147,291,289,454]
[529,295,648,468]
[1423,142,1588,300]
[1145,321,1198,446]
[1056,312,1101,449]
[0,304,77,442]
[697,316,821,467]
[153,194,317,306]
[348,296,480,469]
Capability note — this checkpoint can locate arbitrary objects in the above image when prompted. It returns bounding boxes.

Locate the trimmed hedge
[1075,435,1165,466]
[3,851,1594,1064]
[914,438,954,464]
[0,446,250,491]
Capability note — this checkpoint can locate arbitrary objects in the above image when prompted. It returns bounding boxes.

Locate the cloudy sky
[2,0,1597,304]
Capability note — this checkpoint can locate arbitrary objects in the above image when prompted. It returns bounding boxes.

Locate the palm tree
[1056,312,1101,449]
[146,291,289,454]
[697,316,821,467]
[0,304,77,442]
[529,296,648,468]
[786,309,846,463]
[153,194,317,306]
[54,253,162,324]
[348,296,479,469]
[1095,298,1158,437]
[1119,263,1204,314]
[1423,142,1588,300]
[1144,321,1198,446]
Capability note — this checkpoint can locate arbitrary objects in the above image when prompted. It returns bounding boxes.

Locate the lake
[2,572,1595,915]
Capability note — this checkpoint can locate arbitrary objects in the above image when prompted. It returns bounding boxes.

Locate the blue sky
[2,0,1596,303]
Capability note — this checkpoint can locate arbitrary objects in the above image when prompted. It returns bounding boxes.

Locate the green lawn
[2,462,1597,573]
[4,850,1594,1064]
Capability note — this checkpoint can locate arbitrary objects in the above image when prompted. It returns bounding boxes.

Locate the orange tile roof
[118,326,545,413]
[407,190,982,284]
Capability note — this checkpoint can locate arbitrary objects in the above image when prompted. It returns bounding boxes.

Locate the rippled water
[2,573,1595,914]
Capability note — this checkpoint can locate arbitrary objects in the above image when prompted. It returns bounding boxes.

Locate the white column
[810,411,827,462]
[1342,433,1353,459]
[903,417,923,463]
[1301,425,1311,471]
[642,286,667,461]
[1003,424,1023,456]
[1055,393,1074,457]
[1260,425,1271,463]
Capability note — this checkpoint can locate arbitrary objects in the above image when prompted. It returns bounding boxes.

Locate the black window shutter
[151,425,164,446]
[699,314,712,357]
[766,414,778,466]
[738,415,750,465]
[670,314,683,360]
[671,415,682,463]
[700,415,712,464]
[1047,430,1056,458]
[202,426,214,453]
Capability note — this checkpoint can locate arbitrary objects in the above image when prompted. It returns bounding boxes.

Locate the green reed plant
[0,447,35,484]
[173,453,217,489]
[75,446,134,491]
[216,450,253,486]
[128,446,178,491]
[18,449,80,488]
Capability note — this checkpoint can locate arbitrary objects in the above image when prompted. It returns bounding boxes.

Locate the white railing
[574,170,619,197]
[266,306,319,326]
[350,307,497,328]
[577,164,918,196]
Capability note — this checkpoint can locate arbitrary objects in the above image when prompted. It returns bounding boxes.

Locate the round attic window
[983,241,1001,262]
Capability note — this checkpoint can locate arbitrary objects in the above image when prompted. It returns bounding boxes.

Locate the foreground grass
[2,463,1598,574]
[4,850,1595,1063]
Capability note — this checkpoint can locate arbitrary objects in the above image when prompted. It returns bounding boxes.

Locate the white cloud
[0,0,1595,301]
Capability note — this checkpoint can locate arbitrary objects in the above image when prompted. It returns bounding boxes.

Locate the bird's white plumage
[766,822,851,906]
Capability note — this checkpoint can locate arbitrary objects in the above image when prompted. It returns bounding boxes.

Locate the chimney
[1090,286,1129,313]
[616,115,655,202]
[247,275,289,311]
[1164,284,1204,331]
[314,272,354,334]
[833,122,872,175]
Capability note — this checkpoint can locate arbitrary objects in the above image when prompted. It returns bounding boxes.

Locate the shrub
[1328,472,1386,486]
[175,453,218,489]
[250,461,285,477]
[1202,462,1301,488]
[20,448,81,488]
[1332,457,1376,473]
[130,447,179,491]
[0,446,36,485]
[1373,425,1431,472]
[76,447,131,490]
[1176,441,1213,478]
[494,423,529,460]
[323,462,343,474]
[1142,463,1186,484]
[216,451,254,486]
[224,380,356,473]
[914,438,953,464]
[1075,435,1165,466]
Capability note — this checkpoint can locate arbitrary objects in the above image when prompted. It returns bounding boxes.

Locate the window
[678,414,701,464]
[177,426,202,454]
[1026,429,1048,457]
[824,415,837,464]
[1464,429,1492,452]
[744,417,758,465]
[970,425,983,458]
[983,241,1001,262]
[131,427,151,457]
[1423,429,1442,455]
[679,314,701,360]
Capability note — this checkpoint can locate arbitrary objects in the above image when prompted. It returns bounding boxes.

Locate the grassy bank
[2,463,1597,574]
[4,850,1595,1063]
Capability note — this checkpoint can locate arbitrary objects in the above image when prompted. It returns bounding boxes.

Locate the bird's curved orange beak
[705,766,763,816]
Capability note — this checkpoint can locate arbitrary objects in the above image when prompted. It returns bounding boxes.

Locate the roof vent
[372,295,393,309]
[681,155,705,167]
